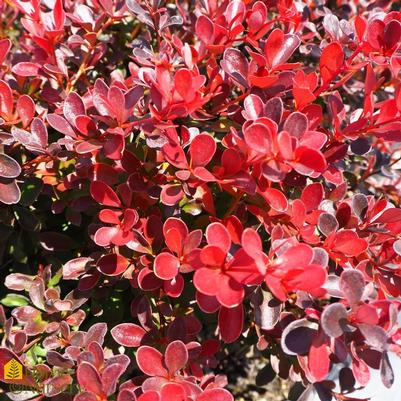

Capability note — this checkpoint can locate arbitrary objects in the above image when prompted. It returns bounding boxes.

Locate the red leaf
[162,142,188,169]
[243,94,264,120]
[175,69,193,102]
[384,20,401,52]
[285,264,327,294]
[301,183,324,212]
[189,134,216,167]
[136,346,168,377]
[195,15,215,44]
[260,188,288,212]
[75,115,97,137]
[293,147,327,174]
[241,228,262,256]
[154,253,180,280]
[281,244,314,268]
[108,86,126,123]
[118,389,138,401]
[373,208,401,224]
[243,122,274,154]
[164,217,188,253]
[367,19,385,50]
[332,230,367,257]
[53,0,65,29]
[160,383,186,401]
[164,341,188,374]
[0,39,11,65]
[44,375,73,397]
[216,274,245,308]
[84,322,108,347]
[90,181,121,207]
[320,42,344,84]
[197,389,233,401]
[352,357,370,386]
[102,363,127,396]
[380,352,394,389]
[308,335,330,382]
[163,274,184,298]
[358,324,388,351]
[47,114,76,137]
[111,323,146,347]
[99,0,113,14]
[264,29,300,69]
[77,362,104,396]
[196,292,220,313]
[16,95,35,127]
[0,80,13,118]
[94,226,119,247]
[219,305,243,343]
[193,267,221,296]
[160,184,184,206]
[205,222,231,254]
[137,391,160,401]
[89,163,119,186]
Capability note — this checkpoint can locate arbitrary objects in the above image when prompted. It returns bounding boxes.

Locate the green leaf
[48,272,62,287]
[19,177,43,206]
[1,293,30,307]
[182,200,202,216]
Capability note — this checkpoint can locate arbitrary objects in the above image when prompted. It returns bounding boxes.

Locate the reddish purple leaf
[12,62,41,77]
[321,303,348,338]
[221,48,249,88]
[358,324,388,351]
[97,254,129,276]
[339,269,365,306]
[281,319,318,355]
[64,92,86,126]
[0,154,21,178]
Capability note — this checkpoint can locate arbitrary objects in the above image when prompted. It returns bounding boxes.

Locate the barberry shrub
[0,0,400,400]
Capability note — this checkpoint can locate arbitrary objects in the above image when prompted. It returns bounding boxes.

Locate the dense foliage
[0,0,401,400]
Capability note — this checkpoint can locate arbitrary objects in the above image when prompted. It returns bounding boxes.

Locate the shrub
[0,0,401,400]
